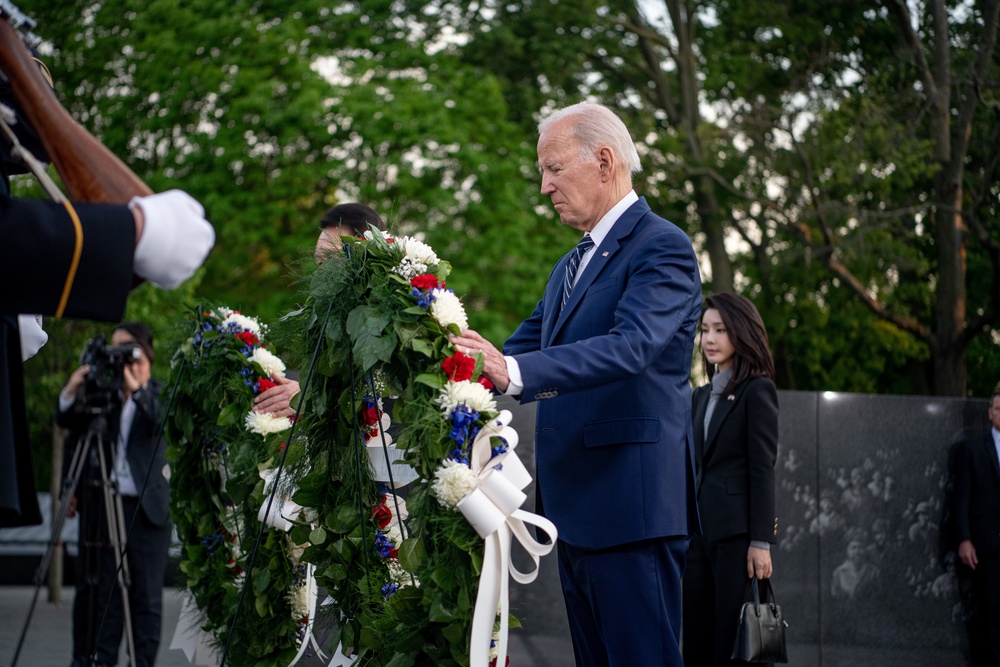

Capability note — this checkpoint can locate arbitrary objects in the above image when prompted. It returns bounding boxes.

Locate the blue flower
[449,404,480,447]
[201,531,224,555]
[381,582,399,599]
[410,287,437,309]
[374,531,395,558]
[491,436,509,459]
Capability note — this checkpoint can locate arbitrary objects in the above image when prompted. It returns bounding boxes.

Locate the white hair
[538,102,642,175]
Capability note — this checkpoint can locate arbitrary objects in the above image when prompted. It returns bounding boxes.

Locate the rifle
[0,0,151,202]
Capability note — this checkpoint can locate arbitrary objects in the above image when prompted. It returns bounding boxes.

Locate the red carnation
[362,404,380,426]
[258,378,277,393]
[489,658,510,667]
[442,351,476,382]
[236,331,259,346]
[388,546,399,559]
[410,273,440,290]
[477,376,496,391]
[371,504,392,529]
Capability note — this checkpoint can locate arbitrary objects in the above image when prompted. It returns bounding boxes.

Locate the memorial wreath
[166,230,556,667]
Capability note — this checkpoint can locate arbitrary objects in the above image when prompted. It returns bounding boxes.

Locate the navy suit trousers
[557,536,688,667]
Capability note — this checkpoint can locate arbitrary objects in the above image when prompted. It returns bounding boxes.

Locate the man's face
[111,329,151,388]
[536,117,605,232]
[989,395,1000,431]
[315,224,356,264]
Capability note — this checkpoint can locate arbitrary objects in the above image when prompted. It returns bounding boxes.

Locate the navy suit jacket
[503,197,701,549]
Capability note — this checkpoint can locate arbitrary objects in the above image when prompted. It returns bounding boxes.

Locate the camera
[79,335,141,412]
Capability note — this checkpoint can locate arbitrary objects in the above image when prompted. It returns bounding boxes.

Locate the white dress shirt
[993,427,1000,469]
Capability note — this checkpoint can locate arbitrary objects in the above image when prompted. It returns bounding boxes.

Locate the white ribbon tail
[507,510,558,584]
[452,408,559,667]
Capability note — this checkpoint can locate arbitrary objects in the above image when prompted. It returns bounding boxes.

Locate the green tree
[442,0,1000,396]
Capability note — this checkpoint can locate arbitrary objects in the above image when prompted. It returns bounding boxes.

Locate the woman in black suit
[683,292,779,666]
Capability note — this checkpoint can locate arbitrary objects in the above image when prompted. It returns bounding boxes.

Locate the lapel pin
[602,251,609,257]
[727,394,735,401]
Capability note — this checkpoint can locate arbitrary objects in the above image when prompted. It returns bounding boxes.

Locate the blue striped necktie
[562,234,595,309]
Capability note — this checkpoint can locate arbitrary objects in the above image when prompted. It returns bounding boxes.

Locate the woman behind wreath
[683,292,779,666]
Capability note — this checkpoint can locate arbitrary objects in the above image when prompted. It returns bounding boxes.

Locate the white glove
[130,189,215,288]
[18,314,48,361]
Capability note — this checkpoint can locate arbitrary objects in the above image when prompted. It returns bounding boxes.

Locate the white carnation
[435,380,497,418]
[223,312,262,336]
[387,558,418,587]
[429,289,468,330]
[432,459,478,509]
[250,347,286,378]
[401,237,439,266]
[245,410,292,436]
[287,581,310,621]
[392,237,440,279]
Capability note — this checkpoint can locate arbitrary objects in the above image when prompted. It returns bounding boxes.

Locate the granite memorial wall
[502,391,990,667]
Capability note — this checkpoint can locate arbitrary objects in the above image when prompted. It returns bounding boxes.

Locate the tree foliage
[433,0,1000,396]
[17,0,1000,499]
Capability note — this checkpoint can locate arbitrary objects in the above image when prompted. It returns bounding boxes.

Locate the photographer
[57,322,171,667]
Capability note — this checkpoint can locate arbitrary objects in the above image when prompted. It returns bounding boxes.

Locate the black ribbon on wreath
[218,296,336,667]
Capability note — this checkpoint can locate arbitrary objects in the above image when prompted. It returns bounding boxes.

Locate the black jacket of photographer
[57,378,170,528]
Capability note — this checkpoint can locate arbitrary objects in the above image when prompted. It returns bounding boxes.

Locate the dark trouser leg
[558,537,688,667]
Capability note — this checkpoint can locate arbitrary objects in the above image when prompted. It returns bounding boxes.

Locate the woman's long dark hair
[701,292,774,396]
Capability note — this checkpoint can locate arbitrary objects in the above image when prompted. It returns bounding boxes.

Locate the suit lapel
[692,386,709,484]
[547,198,650,344]
[703,380,749,460]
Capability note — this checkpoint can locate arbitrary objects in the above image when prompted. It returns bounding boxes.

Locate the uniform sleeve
[0,195,134,321]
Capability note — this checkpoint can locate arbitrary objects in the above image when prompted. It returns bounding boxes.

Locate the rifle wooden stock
[0,19,151,203]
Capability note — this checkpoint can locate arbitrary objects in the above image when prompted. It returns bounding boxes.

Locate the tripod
[10,408,137,667]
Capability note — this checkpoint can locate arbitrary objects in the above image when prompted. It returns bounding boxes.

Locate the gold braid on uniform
[55,200,83,317]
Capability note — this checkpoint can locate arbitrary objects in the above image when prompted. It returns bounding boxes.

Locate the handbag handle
[750,575,778,614]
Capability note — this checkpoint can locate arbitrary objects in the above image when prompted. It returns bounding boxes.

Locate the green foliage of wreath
[164,307,314,666]
[268,230,519,666]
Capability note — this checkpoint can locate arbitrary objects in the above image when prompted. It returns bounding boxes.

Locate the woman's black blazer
[691,376,778,544]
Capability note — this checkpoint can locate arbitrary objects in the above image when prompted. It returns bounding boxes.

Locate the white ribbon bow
[454,410,558,667]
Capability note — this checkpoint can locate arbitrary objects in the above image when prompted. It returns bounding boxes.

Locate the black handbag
[731,576,788,663]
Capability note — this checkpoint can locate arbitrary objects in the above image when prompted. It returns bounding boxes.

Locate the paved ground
[0,585,570,667]
[0,584,971,667]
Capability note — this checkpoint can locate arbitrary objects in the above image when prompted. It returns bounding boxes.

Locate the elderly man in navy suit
[955,386,1000,665]
[452,102,701,666]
